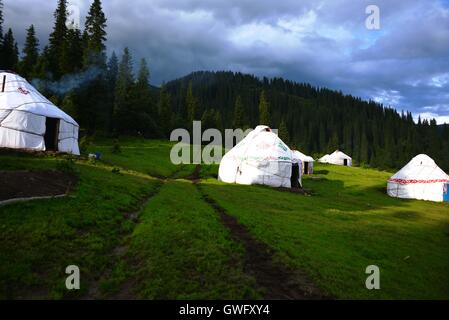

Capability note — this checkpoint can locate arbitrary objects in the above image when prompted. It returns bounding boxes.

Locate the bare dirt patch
[0,170,76,202]
[197,184,328,300]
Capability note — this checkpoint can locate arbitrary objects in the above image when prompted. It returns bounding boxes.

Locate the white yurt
[387,154,449,202]
[318,154,330,163]
[0,71,80,155]
[293,150,314,174]
[319,150,352,166]
[218,125,301,188]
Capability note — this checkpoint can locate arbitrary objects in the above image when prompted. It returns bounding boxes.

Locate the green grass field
[200,165,449,299]
[1,137,448,299]
[0,152,161,299]
[86,137,196,179]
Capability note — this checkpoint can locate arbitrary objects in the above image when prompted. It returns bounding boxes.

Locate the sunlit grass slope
[201,163,449,299]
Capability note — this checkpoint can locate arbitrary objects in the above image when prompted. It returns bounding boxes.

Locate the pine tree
[259,90,270,126]
[158,85,172,137]
[107,52,119,87]
[135,59,153,115]
[319,123,326,151]
[201,109,216,130]
[128,58,158,136]
[33,46,51,79]
[136,58,149,87]
[186,81,198,123]
[19,25,40,79]
[48,0,68,79]
[233,95,246,128]
[278,120,290,146]
[77,0,108,133]
[113,48,134,133]
[61,91,78,118]
[327,131,339,151]
[60,27,83,75]
[83,0,107,68]
[1,29,19,70]
[106,52,119,132]
[360,130,369,165]
[215,110,223,133]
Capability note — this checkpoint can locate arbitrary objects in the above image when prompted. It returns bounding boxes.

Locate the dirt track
[190,165,327,300]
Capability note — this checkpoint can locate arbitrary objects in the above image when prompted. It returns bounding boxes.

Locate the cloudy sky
[3,0,449,123]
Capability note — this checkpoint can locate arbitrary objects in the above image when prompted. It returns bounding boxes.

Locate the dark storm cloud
[3,0,449,123]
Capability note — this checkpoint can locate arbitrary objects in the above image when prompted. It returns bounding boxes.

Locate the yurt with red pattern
[387,154,449,202]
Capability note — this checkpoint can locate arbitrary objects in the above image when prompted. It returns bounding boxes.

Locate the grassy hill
[0,138,448,299]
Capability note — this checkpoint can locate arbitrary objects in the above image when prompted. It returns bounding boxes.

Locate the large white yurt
[319,150,352,166]
[387,154,449,202]
[218,125,301,188]
[0,71,80,155]
[293,150,314,174]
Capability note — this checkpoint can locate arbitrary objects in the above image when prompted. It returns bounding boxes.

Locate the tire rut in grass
[195,182,327,300]
[85,181,164,300]
[86,165,187,299]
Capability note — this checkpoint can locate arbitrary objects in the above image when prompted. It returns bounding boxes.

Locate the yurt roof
[329,150,352,160]
[293,150,314,162]
[0,71,78,127]
[225,125,292,163]
[389,154,449,184]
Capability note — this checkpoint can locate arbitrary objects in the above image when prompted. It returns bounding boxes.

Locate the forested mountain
[165,71,449,171]
[0,0,447,171]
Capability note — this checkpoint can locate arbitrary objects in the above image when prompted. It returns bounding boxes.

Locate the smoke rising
[32,66,104,96]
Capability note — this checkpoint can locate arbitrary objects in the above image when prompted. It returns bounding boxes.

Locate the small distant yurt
[319,150,352,166]
[218,125,301,188]
[319,154,330,163]
[0,71,79,155]
[387,154,449,202]
[293,150,314,174]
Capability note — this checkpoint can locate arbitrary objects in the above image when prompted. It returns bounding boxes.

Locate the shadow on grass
[391,211,423,220]
[313,169,329,175]
[202,173,410,216]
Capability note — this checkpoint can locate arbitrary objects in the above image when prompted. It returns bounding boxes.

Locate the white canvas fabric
[293,150,314,174]
[219,125,300,188]
[0,71,80,155]
[319,150,352,166]
[319,154,330,163]
[387,154,449,202]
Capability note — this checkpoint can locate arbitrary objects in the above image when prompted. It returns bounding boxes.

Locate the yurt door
[44,117,60,152]
[444,184,449,202]
[304,162,309,174]
[291,163,300,188]
[344,159,348,166]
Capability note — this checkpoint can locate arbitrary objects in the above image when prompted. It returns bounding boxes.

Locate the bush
[56,156,78,175]
[79,136,93,155]
[111,139,121,154]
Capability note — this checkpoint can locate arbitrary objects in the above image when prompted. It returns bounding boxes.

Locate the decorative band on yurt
[388,178,449,185]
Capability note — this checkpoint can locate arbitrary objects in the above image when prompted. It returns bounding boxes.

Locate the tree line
[0,0,448,170]
[0,0,161,137]
[164,71,449,171]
